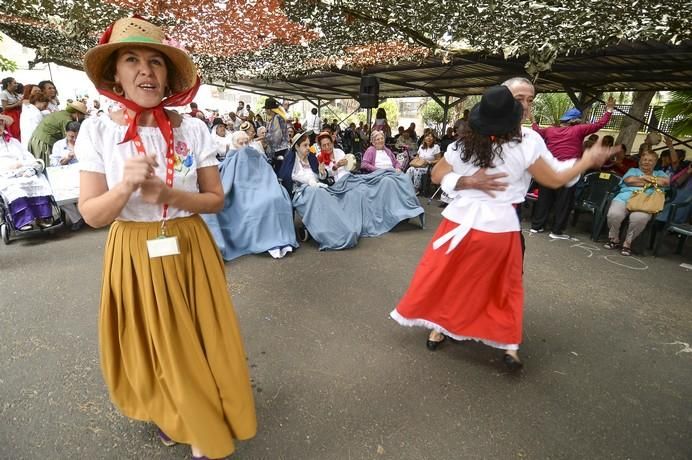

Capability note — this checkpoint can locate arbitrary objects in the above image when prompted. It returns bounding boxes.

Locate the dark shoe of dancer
[503,350,523,372]
[426,330,446,351]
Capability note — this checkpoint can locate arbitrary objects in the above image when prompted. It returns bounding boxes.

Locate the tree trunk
[615,91,656,153]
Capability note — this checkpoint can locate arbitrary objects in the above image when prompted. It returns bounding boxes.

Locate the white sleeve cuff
[441,172,462,196]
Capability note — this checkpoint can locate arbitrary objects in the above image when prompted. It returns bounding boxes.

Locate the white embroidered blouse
[75,115,218,222]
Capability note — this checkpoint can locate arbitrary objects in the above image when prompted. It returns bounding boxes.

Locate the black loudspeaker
[359,76,379,108]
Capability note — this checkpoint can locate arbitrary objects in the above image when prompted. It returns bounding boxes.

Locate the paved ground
[1,201,691,460]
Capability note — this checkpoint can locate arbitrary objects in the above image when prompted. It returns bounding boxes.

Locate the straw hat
[316,131,332,144]
[83,17,197,94]
[291,130,312,150]
[67,101,88,115]
[0,114,14,126]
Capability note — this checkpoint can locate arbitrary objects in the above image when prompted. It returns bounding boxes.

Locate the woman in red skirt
[1,77,23,140]
[391,86,610,370]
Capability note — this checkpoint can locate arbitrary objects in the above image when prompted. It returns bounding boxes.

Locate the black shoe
[70,219,85,231]
[426,334,446,351]
[437,202,448,208]
[37,218,54,229]
[503,353,523,372]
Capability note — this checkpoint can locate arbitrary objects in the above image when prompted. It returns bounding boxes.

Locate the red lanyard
[122,109,175,223]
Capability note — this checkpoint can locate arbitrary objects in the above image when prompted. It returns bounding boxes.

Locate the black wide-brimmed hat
[469,85,523,136]
[264,97,280,110]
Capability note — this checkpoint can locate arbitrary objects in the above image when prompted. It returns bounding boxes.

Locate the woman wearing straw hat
[263,97,289,173]
[391,86,611,371]
[75,17,256,459]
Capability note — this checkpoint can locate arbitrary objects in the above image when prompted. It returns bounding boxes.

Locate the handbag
[626,182,665,214]
[409,157,427,168]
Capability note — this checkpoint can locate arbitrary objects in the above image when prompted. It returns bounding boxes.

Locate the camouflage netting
[1,0,690,82]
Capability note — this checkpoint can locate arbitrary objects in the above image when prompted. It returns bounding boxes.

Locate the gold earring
[112,84,124,96]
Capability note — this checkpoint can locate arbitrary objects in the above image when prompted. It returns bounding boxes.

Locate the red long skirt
[391,218,524,349]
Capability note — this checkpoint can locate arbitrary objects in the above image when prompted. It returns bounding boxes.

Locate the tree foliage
[0,35,17,72]
[421,99,452,134]
[658,91,692,137]
[532,93,573,126]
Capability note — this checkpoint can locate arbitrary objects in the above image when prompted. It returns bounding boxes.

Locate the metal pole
[47,62,54,82]
[441,95,450,137]
[427,186,442,205]
[366,108,372,134]
[325,105,360,128]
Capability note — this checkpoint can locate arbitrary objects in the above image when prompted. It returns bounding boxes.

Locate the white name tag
[147,236,180,258]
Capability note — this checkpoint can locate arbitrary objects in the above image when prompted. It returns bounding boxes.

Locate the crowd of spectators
[1,75,91,231]
[2,73,689,253]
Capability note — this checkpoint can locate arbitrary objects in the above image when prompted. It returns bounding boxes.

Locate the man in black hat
[264,97,290,173]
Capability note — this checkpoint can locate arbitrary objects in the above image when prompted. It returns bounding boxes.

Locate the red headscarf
[98,78,201,148]
[318,148,333,166]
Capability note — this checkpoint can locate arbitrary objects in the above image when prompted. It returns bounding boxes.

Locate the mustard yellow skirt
[99,215,257,458]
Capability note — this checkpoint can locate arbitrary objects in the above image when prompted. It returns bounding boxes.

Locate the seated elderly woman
[201,129,297,261]
[230,130,250,149]
[0,114,54,230]
[357,130,425,227]
[316,131,351,183]
[604,149,670,256]
[362,131,402,173]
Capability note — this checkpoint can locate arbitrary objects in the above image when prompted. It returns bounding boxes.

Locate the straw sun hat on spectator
[83,17,197,94]
[291,130,313,150]
[316,131,333,144]
[66,101,88,115]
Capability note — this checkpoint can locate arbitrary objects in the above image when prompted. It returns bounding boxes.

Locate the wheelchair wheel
[298,226,310,242]
[1,223,10,245]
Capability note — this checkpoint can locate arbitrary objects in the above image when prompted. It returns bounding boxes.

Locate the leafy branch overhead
[0,0,689,81]
[0,35,18,72]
